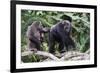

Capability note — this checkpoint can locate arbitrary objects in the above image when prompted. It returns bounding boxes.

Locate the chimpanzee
[49,15,75,54]
[26,21,49,52]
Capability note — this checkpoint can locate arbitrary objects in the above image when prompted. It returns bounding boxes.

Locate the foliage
[21,10,90,62]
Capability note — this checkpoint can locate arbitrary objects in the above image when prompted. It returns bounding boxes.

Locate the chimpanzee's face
[62,20,71,32]
[34,22,43,30]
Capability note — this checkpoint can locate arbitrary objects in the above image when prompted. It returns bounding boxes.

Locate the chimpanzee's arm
[65,36,75,48]
[48,32,56,54]
[57,26,74,47]
[38,27,50,33]
[28,35,41,45]
[57,26,68,39]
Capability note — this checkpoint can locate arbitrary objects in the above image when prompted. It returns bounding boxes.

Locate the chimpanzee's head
[62,20,71,33]
[32,21,43,30]
[60,15,72,33]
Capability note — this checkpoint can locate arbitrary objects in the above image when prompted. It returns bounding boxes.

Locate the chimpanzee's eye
[66,23,69,26]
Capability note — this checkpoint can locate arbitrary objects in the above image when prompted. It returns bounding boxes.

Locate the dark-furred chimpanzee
[26,21,49,52]
[49,15,75,54]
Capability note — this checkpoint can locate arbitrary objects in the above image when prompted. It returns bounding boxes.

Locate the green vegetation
[21,10,90,62]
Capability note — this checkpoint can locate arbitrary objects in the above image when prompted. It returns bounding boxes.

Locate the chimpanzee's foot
[49,49,55,55]
[29,48,37,52]
[59,50,66,54]
[49,51,55,55]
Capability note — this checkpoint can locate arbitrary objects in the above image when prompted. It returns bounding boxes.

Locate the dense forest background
[21,10,90,62]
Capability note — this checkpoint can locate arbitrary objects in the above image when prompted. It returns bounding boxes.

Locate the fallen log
[22,50,90,61]
[22,51,60,61]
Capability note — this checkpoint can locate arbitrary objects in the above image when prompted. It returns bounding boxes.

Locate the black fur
[49,20,75,54]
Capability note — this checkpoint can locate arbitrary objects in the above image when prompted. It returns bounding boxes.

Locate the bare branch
[35,51,60,61]
[21,51,33,56]
[22,50,90,61]
[60,51,89,60]
[22,51,60,61]
[85,49,90,54]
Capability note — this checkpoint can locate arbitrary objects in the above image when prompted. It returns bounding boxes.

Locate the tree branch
[60,51,89,61]
[22,50,90,61]
[22,51,60,61]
